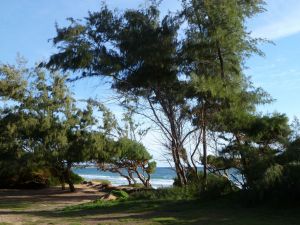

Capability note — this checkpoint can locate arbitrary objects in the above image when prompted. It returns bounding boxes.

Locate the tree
[0,61,41,188]
[181,0,267,186]
[97,137,156,187]
[0,60,155,190]
[44,3,198,186]
[206,113,290,189]
[0,62,97,191]
[44,0,269,188]
[29,69,96,192]
[90,99,156,187]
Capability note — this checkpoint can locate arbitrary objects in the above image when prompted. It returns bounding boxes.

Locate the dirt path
[0,184,104,225]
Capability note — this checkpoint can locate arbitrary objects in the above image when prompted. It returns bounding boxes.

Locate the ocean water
[73,167,176,189]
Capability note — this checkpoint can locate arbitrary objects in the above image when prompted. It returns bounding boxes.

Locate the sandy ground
[0,184,105,225]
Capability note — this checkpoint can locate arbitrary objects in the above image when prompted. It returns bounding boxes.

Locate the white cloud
[250,0,300,40]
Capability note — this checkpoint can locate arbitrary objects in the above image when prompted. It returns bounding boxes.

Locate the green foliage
[70,172,84,184]
[2,0,300,206]
[97,137,156,187]
[282,162,300,197]
[44,0,270,189]
[131,186,199,201]
[260,164,284,189]
[282,137,300,162]
[116,138,152,162]
[174,171,237,199]
[47,175,61,186]
[0,63,98,191]
[203,174,237,199]
[111,190,129,200]
[64,199,120,212]
[131,172,236,202]
[236,136,300,204]
[208,113,291,193]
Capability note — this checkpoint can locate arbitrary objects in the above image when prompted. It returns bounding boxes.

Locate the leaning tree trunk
[134,169,151,188]
[115,169,132,186]
[128,170,137,184]
[65,163,76,192]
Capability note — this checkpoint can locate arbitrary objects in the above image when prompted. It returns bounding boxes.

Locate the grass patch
[60,196,300,225]
[63,199,120,212]
[152,217,177,222]
[0,200,32,210]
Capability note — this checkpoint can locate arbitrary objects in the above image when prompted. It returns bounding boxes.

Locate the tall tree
[44,1,268,187]
[181,0,267,185]
[29,69,96,192]
[44,4,195,186]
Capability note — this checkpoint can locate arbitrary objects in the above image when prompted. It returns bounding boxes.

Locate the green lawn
[56,198,300,225]
[1,194,299,225]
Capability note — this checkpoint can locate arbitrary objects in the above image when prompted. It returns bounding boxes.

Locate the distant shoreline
[73,167,176,188]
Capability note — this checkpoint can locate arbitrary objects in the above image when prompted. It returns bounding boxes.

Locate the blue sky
[1,0,300,165]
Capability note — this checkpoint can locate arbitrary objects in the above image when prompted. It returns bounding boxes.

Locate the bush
[203,173,237,199]
[17,170,50,189]
[111,190,129,199]
[173,172,237,199]
[243,162,300,205]
[48,175,61,186]
[131,172,236,201]
[282,162,300,200]
[70,172,84,184]
[0,166,53,189]
[131,185,199,201]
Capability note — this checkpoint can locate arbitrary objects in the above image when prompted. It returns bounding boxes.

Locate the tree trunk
[202,122,208,189]
[65,163,76,192]
[172,142,186,186]
[68,180,75,192]
[60,177,66,190]
[115,169,132,186]
[134,169,151,188]
[128,170,137,184]
[125,176,132,185]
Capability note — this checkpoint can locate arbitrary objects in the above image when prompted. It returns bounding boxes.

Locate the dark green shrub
[111,190,129,199]
[277,162,300,202]
[173,171,237,199]
[48,175,61,186]
[243,162,300,204]
[130,186,198,200]
[132,172,236,201]
[203,174,237,199]
[70,172,84,184]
